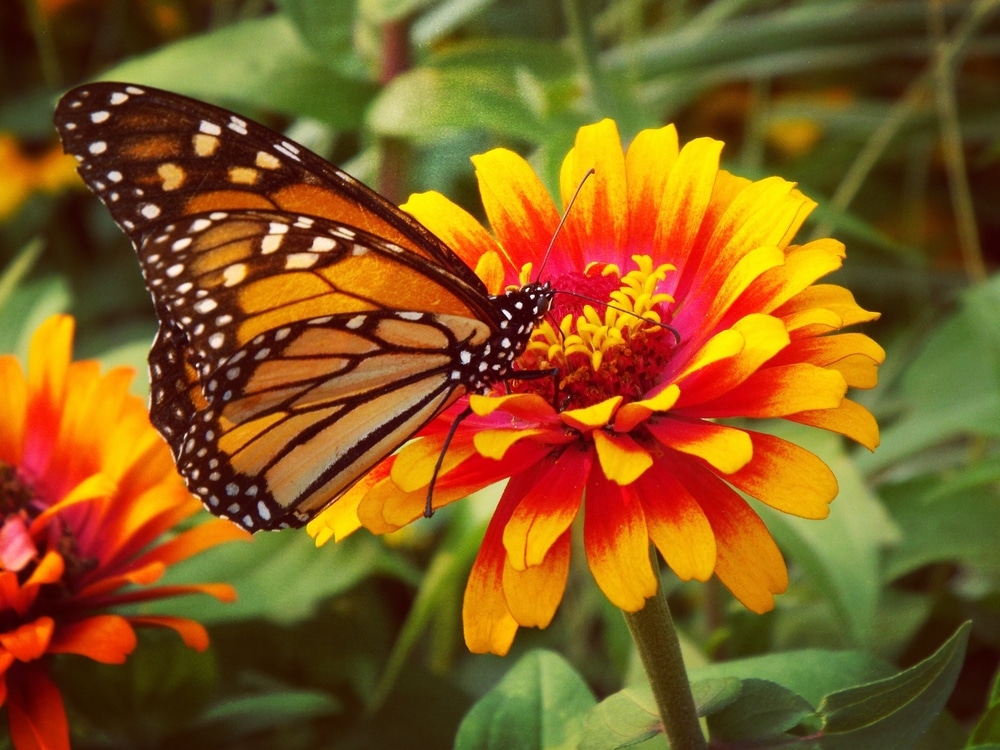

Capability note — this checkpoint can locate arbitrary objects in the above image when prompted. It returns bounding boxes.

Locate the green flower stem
[622,562,706,750]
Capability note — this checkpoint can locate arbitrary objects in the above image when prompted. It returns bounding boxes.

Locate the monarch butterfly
[55,82,554,532]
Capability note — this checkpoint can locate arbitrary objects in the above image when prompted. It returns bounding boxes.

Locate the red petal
[583,473,657,611]
[503,448,590,569]
[8,665,69,750]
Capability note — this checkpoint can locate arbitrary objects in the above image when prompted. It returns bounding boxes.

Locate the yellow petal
[560,396,622,431]
[614,385,680,432]
[726,431,838,518]
[592,430,653,485]
[503,531,570,627]
[401,191,503,280]
[645,419,752,474]
[474,428,549,461]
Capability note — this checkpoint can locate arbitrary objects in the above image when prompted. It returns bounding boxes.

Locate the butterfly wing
[139,208,496,529]
[54,82,491,302]
[53,82,516,531]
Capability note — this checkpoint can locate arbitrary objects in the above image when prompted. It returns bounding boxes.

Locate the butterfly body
[55,83,552,531]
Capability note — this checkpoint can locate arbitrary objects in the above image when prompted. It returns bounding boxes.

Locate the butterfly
[55,82,554,532]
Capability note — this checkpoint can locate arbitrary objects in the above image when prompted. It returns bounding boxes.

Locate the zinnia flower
[0,315,246,749]
[308,119,883,656]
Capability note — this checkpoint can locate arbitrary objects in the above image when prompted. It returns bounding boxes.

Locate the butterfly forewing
[54,83,488,295]
[54,82,555,532]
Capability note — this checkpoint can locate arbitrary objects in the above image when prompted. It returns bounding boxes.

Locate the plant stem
[622,561,706,750]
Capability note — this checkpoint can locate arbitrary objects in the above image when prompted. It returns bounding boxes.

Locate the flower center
[0,462,35,517]
[510,255,676,410]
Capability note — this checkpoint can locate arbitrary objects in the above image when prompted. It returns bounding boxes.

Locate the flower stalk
[623,552,706,750]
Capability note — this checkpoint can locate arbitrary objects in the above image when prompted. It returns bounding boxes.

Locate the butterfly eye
[55,82,554,532]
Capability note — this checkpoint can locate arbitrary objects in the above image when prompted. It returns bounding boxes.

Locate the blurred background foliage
[1,0,999,747]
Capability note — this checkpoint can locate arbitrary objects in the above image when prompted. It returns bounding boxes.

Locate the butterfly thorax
[461,281,554,393]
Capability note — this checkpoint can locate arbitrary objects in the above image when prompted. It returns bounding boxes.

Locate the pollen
[512,255,677,408]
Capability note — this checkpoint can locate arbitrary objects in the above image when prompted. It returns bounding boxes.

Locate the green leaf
[192,689,340,737]
[455,650,596,750]
[274,0,367,77]
[96,16,376,127]
[817,622,970,749]
[580,687,659,750]
[705,678,816,744]
[56,631,217,746]
[689,649,896,707]
[862,275,1000,472]
[883,477,1000,580]
[150,527,418,625]
[967,666,1000,745]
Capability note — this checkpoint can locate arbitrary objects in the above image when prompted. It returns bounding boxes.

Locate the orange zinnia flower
[0,315,246,749]
[309,119,883,656]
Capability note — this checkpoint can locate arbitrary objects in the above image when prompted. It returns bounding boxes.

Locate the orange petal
[675,314,790,406]
[657,137,723,263]
[592,430,652,485]
[311,459,391,544]
[127,519,248,573]
[625,125,679,249]
[635,459,716,581]
[48,615,136,663]
[559,119,628,266]
[0,356,26,465]
[583,474,657,612]
[129,616,210,651]
[8,665,69,750]
[788,398,880,451]
[692,363,846,419]
[464,470,544,656]
[391,434,477,493]
[472,148,562,272]
[402,191,506,287]
[645,418,752,474]
[669,456,787,612]
[503,448,589,570]
[502,529,570,628]
[0,617,53,662]
[726,431,838,518]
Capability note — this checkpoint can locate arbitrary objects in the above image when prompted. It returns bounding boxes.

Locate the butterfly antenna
[535,167,595,282]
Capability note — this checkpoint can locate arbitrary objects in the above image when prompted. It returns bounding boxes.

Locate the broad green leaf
[455,650,596,750]
[369,67,550,143]
[97,16,376,127]
[818,622,970,749]
[689,649,896,707]
[705,678,816,744]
